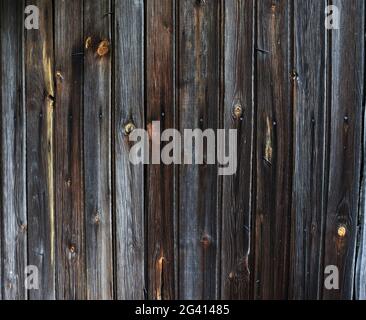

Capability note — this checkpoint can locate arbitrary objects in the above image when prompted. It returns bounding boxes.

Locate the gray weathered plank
[323,0,365,300]
[114,0,145,300]
[146,0,177,300]
[25,0,56,300]
[84,0,113,299]
[178,0,220,299]
[0,0,27,300]
[221,0,254,300]
[290,0,328,299]
[54,0,86,299]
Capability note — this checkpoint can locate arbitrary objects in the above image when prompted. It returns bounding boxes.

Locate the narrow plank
[54,0,85,299]
[356,113,366,299]
[83,0,113,299]
[290,0,328,299]
[221,0,254,300]
[25,0,56,300]
[146,0,176,300]
[114,0,145,299]
[178,0,220,299]
[0,0,27,300]
[323,0,365,300]
[255,0,292,300]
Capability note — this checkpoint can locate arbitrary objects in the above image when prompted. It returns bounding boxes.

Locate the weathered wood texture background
[0,0,365,300]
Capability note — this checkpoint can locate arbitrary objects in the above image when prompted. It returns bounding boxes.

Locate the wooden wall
[0,0,365,300]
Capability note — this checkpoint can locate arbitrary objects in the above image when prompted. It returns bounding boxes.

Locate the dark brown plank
[178,0,220,300]
[0,0,27,300]
[54,0,85,300]
[221,0,254,300]
[25,0,56,300]
[289,0,328,299]
[146,0,176,300]
[83,0,113,300]
[114,0,145,299]
[323,0,365,300]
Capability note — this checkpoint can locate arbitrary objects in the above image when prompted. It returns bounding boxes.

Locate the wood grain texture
[356,110,366,299]
[54,0,85,300]
[254,0,291,300]
[221,0,254,300]
[84,0,113,300]
[323,0,365,300]
[114,0,145,300]
[178,0,220,300]
[290,0,328,300]
[146,0,176,300]
[25,0,56,300]
[0,0,27,300]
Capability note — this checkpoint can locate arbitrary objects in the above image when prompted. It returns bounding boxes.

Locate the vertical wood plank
[290,0,328,299]
[83,0,113,299]
[146,0,176,300]
[178,0,220,300]
[323,0,365,299]
[114,0,145,299]
[54,0,86,299]
[0,0,27,300]
[25,0,56,300]
[221,0,254,300]
[356,112,366,299]
[254,0,291,300]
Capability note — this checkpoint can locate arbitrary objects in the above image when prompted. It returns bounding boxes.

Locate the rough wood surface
[146,0,177,300]
[290,0,327,300]
[0,0,27,300]
[114,0,145,300]
[221,0,254,300]
[54,0,85,300]
[25,0,56,300]
[84,0,113,300]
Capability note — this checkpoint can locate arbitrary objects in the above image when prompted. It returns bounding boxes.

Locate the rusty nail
[337,225,346,238]
[124,122,136,135]
[97,40,110,56]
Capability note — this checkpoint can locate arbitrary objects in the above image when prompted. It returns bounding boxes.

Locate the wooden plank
[178,0,220,300]
[323,0,365,300]
[289,0,328,299]
[25,0,56,300]
[254,0,291,300]
[146,0,176,300]
[54,0,85,299]
[356,113,366,299]
[83,0,113,300]
[114,0,145,299]
[221,0,254,300]
[0,0,27,300]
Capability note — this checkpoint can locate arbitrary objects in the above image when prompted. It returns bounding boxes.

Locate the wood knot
[337,225,347,238]
[69,245,76,254]
[200,234,211,248]
[97,40,110,56]
[233,104,243,119]
[124,122,136,136]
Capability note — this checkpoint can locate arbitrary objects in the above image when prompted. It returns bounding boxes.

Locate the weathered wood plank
[178,0,220,300]
[323,0,365,300]
[114,0,145,300]
[25,0,56,300]
[290,0,328,299]
[83,0,113,300]
[356,111,366,299]
[0,0,27,300]
[254,0,291,300]
[146,0,176,300]
[221,0,254,300]
[54,0,86,300]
